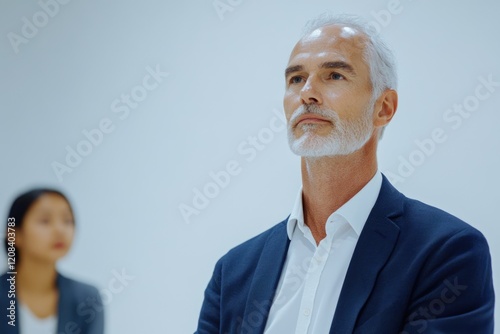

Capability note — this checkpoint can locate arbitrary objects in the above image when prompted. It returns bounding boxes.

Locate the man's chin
[289,144,340,157]
[288,140,366,158]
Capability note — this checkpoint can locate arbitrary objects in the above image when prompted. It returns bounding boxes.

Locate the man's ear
[373,89,398,127]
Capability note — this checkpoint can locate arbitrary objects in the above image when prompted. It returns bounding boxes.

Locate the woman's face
[16,193,75,264]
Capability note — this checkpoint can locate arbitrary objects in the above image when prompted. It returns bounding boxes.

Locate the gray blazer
[0,272,104,334]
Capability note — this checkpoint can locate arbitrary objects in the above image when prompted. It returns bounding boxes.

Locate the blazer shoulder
[401,196,487,241]
[57,273,97,293]
[57,272,101,301]
[0,272,99,297]
[380,175,485,238]
[219,218,288,264]
[57,273,104,333]
[0,272,15,298]
[0,272,13,284]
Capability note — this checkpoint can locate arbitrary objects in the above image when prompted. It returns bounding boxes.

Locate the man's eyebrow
[285,61,356,78]
[285,65,303,77]
[320,61,356,75]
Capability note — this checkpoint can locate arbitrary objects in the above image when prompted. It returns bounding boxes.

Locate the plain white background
[1,0,499,333]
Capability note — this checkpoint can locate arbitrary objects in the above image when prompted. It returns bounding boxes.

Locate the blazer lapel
[330,175,404,333]
[241,220,291,334]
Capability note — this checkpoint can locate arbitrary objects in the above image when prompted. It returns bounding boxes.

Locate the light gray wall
[1,0,499,333]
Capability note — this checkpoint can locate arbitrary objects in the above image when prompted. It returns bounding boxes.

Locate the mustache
[289,104,340,126]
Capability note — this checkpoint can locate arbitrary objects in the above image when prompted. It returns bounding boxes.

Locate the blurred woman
[1,188,104,334]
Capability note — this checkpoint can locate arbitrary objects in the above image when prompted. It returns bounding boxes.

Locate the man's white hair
[302,14,398,138]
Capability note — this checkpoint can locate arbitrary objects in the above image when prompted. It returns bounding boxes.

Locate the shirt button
[304,308,311,316]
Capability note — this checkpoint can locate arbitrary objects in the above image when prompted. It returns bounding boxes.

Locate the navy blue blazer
[196,175,495,333]
[0,272,104,334]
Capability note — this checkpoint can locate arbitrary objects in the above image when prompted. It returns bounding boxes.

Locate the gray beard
[287,103,374,157]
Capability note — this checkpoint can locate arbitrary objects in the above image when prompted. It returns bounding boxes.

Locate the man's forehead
[290,24,367,60]
[304,24,361,41]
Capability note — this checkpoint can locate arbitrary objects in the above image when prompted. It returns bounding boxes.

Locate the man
[196,14,495,334]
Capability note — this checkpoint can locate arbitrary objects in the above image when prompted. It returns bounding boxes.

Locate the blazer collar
[330,174,404,333]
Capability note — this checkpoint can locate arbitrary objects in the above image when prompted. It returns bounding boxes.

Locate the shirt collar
[287,171,383,240]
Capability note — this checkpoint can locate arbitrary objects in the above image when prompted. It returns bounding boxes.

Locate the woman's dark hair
[4,188,75,258]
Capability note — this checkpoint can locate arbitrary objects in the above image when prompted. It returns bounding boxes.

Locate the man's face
[284,24,376,157]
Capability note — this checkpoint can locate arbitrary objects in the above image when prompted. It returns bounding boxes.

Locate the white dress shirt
[19,302,57,334]
[264,171,382,334]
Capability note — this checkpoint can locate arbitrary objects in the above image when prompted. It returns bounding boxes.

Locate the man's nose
[300,77,322,105]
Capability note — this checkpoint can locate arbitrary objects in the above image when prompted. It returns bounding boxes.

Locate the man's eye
[289,76,303,84]
[330,73,344,80]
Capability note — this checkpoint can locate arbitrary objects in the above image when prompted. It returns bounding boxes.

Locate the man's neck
[301,143,378,245]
